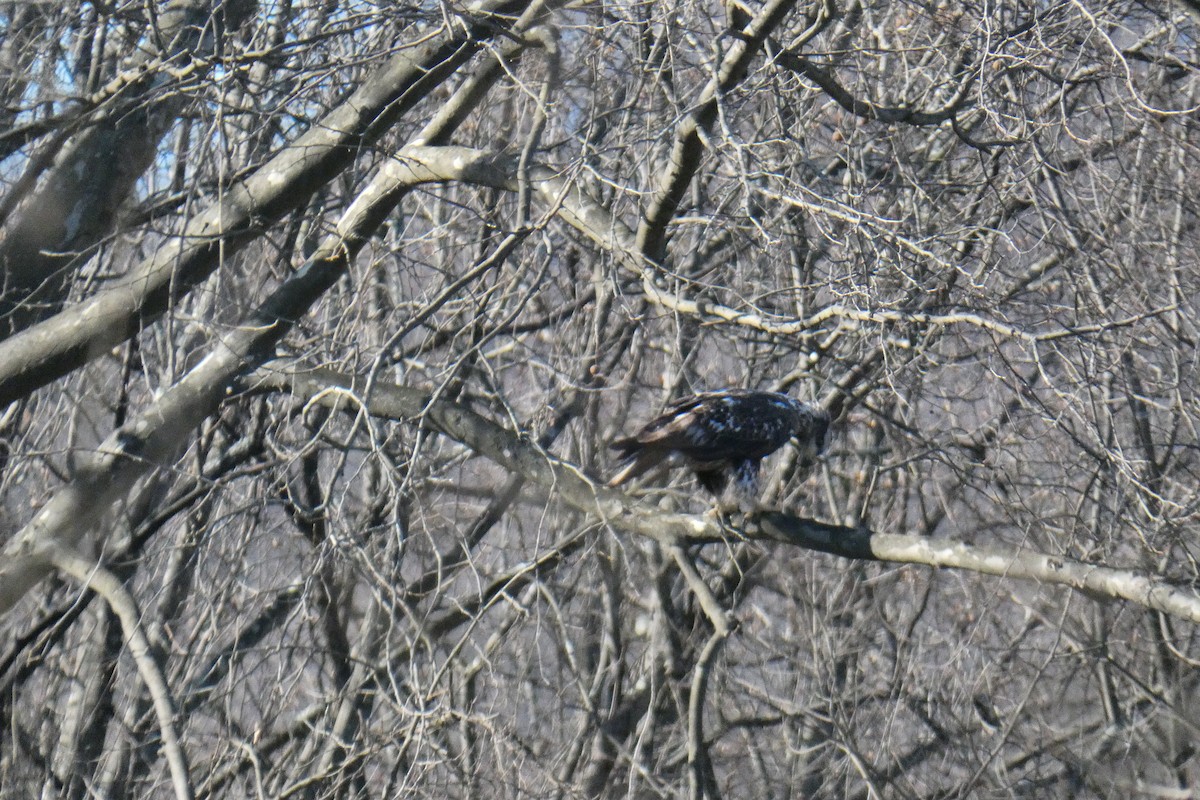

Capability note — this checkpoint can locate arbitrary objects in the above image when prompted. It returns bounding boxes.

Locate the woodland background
[0,0,1199,798]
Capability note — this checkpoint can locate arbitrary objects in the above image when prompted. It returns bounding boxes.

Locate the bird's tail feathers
[607,444,659,487]
[606,460,642,487]
[608,437,640,459]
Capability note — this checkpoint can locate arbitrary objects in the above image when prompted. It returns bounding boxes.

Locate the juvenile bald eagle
[608,390,830,511]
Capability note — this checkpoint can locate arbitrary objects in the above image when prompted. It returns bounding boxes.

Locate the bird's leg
[704,504,732,530]
[705,501,749,540]
[729,460,762,514]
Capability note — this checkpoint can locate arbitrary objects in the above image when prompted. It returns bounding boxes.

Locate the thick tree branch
[749,515,1200,625]
[0,0,531,407]
[242,364,1200,625]
[0,14,556,617]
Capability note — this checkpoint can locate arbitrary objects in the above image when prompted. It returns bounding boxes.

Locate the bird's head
[811,410,831,454]
[788,401,831,466]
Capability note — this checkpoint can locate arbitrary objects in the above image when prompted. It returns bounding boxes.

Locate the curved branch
[377,146,1183,350]
[688,628,728,800]
[47,545,192,800]
[773,47,977,126]
[671,544,731,800]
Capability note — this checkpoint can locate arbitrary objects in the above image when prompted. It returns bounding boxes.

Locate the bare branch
[0,0,532,406]
[247,364,1200,625]
[636,0,805,264]
[46,544,192,800]
[773,45,977,126]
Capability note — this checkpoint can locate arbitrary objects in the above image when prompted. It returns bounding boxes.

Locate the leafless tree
[1,1,1198,798]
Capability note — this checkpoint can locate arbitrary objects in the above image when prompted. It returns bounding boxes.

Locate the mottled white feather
[609,389,830,510]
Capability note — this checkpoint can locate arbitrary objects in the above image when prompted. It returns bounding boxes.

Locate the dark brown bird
[608,390,830,511]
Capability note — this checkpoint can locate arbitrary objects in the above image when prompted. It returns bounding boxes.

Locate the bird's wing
[612,392,795,459]
[678,393,798,461]
[607,397,712,485]
[625,394,714,446]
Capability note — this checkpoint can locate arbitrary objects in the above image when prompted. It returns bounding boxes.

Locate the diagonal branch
[242,363,709,545]
[772,46,977,126]
[0,21,554,617]
[0,0,533,408]
[635,0,804,264]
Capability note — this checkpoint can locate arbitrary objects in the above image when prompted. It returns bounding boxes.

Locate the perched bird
[608,389,830,512]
